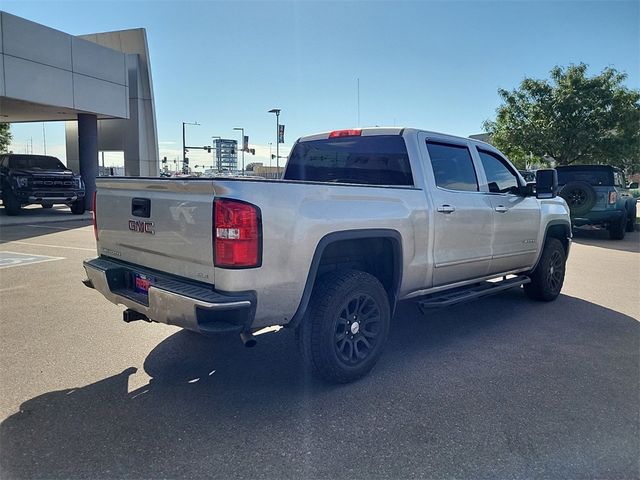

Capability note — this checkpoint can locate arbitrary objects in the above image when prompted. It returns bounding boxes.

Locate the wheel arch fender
[531,220,572,272]
[287,229,403,329]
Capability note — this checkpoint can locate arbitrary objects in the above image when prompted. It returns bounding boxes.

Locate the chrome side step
[417,275,530,312]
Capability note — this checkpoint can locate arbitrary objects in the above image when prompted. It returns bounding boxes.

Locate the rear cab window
[284,135,414,186]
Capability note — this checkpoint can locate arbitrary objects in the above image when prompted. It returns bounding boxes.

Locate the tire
[70,198,85,215]
[3,190,22,216]
[559,181,597,216]
[297,269,391,384]
[608,214,626,240]
[625,203,637,233]
[524,237,566,302]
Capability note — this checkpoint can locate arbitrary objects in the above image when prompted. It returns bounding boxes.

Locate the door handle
[437,205,456,214]
[494,205,508,213]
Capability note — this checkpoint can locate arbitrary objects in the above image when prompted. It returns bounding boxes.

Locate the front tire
[297,270,391,384]
[3,190,22,216]
[524,237,566,302]
[70,198,85,215]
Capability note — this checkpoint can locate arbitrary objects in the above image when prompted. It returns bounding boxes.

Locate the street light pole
[233,127,244,175]
[268,108,281,175]
[182,121,199,173]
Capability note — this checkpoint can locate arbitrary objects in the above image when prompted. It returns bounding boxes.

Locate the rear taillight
[608,191,617,204]
[214,198,261,268]
[329,129,362,138]
[92,191,98,241]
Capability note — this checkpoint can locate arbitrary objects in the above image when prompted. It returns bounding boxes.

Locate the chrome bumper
[83,257,255,335]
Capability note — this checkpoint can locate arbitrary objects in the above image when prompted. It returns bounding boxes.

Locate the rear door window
[284,135,414,186]
[426,141,478,192]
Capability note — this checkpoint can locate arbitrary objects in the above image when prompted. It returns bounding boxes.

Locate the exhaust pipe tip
[240,331,257,348]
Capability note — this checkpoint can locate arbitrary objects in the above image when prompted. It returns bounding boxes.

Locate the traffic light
[205,146,211,153]
[162,156,167,164]
[249,148,255,155]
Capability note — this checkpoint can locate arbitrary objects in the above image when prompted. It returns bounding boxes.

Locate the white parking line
[3,241,95,252]
[25,224,91,231]
[0,251,65,269]
[0,286,26,293]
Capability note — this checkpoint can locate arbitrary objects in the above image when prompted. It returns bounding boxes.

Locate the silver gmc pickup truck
[84,128,571,383]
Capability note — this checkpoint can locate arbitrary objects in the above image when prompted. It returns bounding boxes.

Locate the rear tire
[297,270,390,384]
[3,191,22,216]
[608,214,626,240]
[70,198,85,215]
[524,237,566,302]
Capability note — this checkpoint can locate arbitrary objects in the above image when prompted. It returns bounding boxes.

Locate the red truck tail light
[608,191,617,204]
[329,129,362,138]
[92,191,98,241]
[214,198,261,268]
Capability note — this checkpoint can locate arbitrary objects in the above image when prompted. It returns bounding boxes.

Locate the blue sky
[3,0,639,169]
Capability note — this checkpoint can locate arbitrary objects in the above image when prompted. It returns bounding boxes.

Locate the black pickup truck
[0,154,85,216]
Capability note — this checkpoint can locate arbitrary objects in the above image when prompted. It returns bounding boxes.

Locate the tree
[0,123,11,153]
[483,64,640,171]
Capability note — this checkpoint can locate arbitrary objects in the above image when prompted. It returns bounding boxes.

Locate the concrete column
[78,114,98,210]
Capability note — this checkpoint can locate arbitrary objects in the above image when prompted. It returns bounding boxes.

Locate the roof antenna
[357,78,360,127]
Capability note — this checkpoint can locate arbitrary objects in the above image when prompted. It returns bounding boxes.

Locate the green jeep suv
[556,165,637,240]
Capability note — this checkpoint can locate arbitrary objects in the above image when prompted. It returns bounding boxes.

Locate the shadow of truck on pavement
[1,293,638,479]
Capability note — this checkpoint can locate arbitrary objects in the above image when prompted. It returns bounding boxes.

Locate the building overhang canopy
[0,96,122,123]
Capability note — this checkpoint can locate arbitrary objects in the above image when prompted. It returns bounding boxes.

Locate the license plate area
[133,273,155,295]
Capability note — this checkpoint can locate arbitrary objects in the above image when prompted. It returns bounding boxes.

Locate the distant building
[469,133,492,144]
[253,164,284,179]
[214,138,238,172]
[0,11,159,210]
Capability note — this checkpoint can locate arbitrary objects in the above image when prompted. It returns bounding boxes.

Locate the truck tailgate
[95,178,216,284]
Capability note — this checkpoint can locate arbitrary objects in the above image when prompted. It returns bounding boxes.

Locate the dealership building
[0,11,159,207]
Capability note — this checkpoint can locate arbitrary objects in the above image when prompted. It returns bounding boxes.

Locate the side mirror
[628,182,639,189]
[536,169,558,199]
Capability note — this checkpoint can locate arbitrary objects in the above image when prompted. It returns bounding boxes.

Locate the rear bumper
[572,209,625,226]
[83,257,256,335]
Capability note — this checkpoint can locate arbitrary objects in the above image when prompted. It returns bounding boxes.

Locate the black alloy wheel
[524,237,566,301]
[546,249,564,293]
[297,269,391,384]
[334,293,382,366]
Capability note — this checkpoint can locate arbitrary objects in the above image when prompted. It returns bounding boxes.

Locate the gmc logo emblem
[128,220,155,235]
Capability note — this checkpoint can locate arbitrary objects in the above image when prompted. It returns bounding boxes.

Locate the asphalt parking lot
[0,219,638,479]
